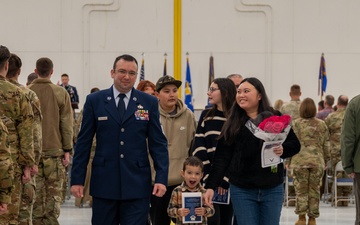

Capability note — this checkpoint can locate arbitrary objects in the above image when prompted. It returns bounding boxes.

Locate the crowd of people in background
[0,45,359,225]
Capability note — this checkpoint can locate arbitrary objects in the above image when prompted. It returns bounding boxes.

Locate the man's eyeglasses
[208,87,220,93]
[116,69,137,77]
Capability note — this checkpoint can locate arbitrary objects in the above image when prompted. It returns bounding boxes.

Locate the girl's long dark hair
[220,77,275,145]
[205,78,237,118]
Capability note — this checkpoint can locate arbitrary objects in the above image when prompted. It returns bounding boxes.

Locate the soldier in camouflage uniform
[280,84,301,122]
[29,57,73,225]
[280,84,301,207]
[7,53,43,224]
[0,45,35,224]
[73,88,99,208]
[290,98,330,225]
[325,95,351,206]
[0,118,13,215]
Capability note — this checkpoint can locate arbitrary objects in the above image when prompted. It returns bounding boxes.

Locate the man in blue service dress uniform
[71,54,169,225]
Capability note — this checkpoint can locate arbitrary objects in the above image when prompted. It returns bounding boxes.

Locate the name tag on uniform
[98,116,108,121]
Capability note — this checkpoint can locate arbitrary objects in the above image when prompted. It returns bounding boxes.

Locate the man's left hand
[152,183,166,197]
[62,152,70,167]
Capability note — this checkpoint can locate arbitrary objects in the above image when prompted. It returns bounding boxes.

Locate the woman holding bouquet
[204,77,300,225]
[191,78,237,225]
[289,98,330,225]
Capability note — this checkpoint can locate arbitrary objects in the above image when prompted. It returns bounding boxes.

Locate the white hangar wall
[1,0,360,111]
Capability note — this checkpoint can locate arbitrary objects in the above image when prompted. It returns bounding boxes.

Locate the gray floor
[58,197,357,225]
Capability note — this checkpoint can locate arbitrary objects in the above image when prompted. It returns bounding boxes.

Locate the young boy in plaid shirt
[167,156,214,225]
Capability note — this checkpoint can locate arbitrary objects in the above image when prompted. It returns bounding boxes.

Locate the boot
[308,217,316,225]
[295,214,306,225]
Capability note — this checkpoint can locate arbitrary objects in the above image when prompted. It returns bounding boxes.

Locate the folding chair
[333,161,353,208]
[322,160,333,203]
[284,169,296,208]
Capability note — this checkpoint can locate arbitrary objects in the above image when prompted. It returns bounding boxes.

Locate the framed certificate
[182,192,202,224]
[212,188,230,205]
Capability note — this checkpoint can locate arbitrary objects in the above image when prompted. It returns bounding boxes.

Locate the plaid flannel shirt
[167,182,215,225]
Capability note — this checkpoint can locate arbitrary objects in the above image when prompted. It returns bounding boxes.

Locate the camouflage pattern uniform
[0,77,35,225]
[0,119,13,209]
[9,79,42,225]
[290,117,330,218]
[325,108,351,197]
[280,99,301,205]
[280,99,301,123]
[73,109,96,207]
[29,78,73,225]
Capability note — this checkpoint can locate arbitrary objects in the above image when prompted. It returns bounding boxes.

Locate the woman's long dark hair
[205,78,237,118]
[220,77,275,145]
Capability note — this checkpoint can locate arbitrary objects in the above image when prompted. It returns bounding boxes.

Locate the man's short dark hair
[90,87,100,93]
[36,57,53,77]
[27,73,38,85]
[112,54,138,70]
[290,84,301,96]
[337,95,348,107]
[227,74,243,79]
[325,95,335,106]
[318,100,324,110]
[0,45,10,70]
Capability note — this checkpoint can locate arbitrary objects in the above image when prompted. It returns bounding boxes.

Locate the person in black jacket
[204,77,300,225]
[191,78,236,225]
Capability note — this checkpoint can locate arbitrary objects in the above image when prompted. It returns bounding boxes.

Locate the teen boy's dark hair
[182,156,203,172]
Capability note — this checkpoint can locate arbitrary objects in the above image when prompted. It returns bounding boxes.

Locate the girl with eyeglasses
[191,78,237,225]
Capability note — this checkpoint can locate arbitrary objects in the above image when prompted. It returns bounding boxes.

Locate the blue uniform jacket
[71,86,169,200]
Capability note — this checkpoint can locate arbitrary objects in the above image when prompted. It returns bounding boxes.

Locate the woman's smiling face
[236,81,261,115]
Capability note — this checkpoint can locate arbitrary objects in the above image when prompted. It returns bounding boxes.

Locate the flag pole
[139,52,145,81]
[163,52,167,76]
[174,0,182,98]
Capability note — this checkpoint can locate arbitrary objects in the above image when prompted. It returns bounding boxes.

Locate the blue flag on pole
[185,55,194,112]
[318,53,327,98]
[140,56,145,81]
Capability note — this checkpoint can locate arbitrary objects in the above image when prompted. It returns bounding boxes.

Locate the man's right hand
[30,165,39,176]
[22,166,31,184]
[0,203,7,215]
[71,185,84,198]
[204,189,214,207]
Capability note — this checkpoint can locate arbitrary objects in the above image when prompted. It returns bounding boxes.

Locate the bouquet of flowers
[245,112,291,172]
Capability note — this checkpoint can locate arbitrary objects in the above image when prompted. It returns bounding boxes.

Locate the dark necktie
[118,94,126,120]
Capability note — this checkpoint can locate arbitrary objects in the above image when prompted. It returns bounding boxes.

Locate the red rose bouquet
[246,113,291,142]
[258,114,291,135]
[245,112,292,172]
